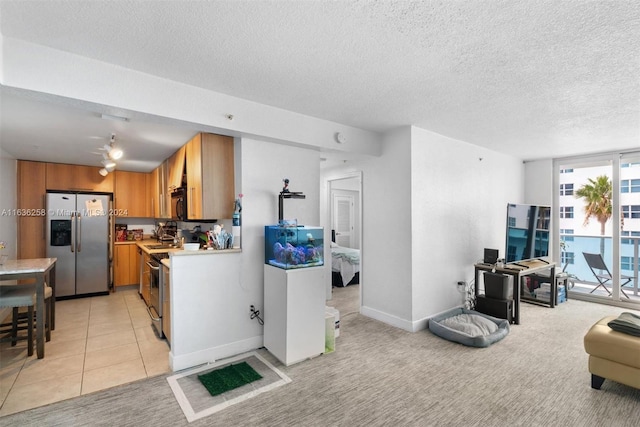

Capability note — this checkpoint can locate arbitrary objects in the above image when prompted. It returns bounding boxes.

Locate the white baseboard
[169,335,263,372]
[360,305,417,332]
[360,305,467,333]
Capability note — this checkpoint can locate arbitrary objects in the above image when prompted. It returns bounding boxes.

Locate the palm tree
[574,175,612,256]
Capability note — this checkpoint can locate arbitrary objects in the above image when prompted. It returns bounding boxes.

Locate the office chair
[582,252,634,298]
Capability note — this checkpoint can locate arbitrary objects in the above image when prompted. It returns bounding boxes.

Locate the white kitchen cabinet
[263,264,325,366]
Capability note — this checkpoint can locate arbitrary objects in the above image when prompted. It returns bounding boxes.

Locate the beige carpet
[2,298,640,426]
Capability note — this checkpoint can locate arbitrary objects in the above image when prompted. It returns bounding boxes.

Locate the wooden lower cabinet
[114,244,140,287]
[141,251,151,304]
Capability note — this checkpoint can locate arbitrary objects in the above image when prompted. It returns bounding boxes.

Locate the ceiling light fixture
[101,159,116,171]
[103,133,123,160]
[98,133,123,176]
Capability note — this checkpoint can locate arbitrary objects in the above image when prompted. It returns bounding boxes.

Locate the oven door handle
[146,305,161,322]
[146,261,160,270]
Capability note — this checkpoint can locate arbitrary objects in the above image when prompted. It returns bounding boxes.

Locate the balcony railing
[561,235,639,299]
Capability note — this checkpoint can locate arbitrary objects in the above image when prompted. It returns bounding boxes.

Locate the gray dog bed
[428,307,510,347]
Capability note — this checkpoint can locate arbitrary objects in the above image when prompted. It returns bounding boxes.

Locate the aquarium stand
[263,264,325,366]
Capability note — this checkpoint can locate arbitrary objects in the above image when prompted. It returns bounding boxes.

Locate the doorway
[326,172,362,316]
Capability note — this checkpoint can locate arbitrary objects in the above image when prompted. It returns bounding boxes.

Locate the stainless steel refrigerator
[46,193,110,297]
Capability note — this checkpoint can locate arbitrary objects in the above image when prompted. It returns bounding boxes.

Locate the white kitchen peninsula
[167,249,263,372]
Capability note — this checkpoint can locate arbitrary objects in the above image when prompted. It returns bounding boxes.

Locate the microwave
[171,187,187,221]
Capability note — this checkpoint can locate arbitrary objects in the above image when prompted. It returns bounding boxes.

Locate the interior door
[332,194,354,248]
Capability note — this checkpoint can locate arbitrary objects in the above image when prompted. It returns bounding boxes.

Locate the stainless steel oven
[171,187,187,221]
[147,252,168,337]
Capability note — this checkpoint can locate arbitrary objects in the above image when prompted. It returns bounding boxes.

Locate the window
[621,179,640,193]
[621,256,633,271]
[560,206,574,219]
[562,252,575,266]
[621,162,640,168]
[560,183,574,196]
[560,168,574,173]
[560,229,574,242]
[507,216,516,227]
[622,205,640,219]
[621,230,640,245]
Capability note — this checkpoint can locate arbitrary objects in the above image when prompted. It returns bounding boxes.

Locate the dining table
[0,257,56,359]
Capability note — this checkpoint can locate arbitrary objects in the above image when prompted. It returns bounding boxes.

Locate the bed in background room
[330,231,360,287]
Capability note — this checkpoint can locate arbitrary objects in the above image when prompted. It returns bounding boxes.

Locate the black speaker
[484,272,512,299]
[476,295,513,323]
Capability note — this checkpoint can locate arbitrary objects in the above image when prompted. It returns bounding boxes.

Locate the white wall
[410,127,524,327]
[321,126,525,331]
[524,159,554,259]
[239,136,322,317]
[524,159,553,206]
[322,127,413,329]
[1,37,382,158]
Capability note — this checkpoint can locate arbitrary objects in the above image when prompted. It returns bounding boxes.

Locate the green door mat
[198,361,263,396]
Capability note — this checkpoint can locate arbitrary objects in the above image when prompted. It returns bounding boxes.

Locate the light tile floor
[0,287,170,417]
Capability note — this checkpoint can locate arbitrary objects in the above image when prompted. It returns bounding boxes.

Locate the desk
[474,259,556,325]
[0,258,56,359]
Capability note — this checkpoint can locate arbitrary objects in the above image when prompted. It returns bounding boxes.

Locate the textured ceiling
[1,0,639,166]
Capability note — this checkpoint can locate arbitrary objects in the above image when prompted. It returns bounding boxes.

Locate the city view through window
[558,158,640,303]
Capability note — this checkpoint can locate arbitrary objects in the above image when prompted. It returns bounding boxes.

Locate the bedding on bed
[331,242,360,286]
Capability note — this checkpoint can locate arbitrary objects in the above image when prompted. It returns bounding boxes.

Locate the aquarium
[264,224,324,269]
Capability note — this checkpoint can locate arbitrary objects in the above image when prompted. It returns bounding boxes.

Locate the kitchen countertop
[0,257,57,274]
[133,239,241,256]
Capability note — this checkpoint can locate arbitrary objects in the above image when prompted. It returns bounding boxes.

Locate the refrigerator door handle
[77,213,82,252]
[70,212,76,253]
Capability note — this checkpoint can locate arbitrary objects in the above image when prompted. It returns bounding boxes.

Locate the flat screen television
[505,203,550,263]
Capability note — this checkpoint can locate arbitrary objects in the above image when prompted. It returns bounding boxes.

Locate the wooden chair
[582,252,634,298]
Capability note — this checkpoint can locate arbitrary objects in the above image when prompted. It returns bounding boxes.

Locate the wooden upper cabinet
[114,171,148,218]
[149,161,169,219]
[17,160,47,259]
[46,163,114,192]
[186,133,235,220]
[167,145,186,192]
[148,167,159,218]
[185,134,203,219]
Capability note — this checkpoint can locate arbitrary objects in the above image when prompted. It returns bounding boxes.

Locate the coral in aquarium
[273,242,323,265]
